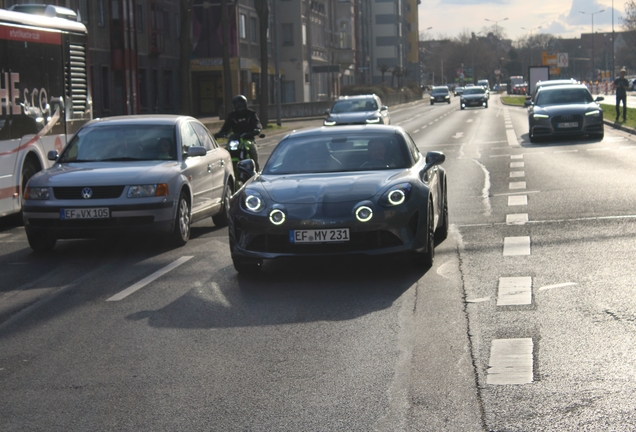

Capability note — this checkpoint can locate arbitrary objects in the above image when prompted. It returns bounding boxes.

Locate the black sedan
[526,84,604,143]
[430,86,451,104]
[227,125,449,273]
[460,87,488,109]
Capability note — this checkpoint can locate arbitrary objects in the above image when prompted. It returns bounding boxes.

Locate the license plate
[290,228,350,243]
[557,122,578,128]
[60,208,110,219]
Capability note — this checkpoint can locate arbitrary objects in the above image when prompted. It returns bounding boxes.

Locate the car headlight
[533,113,549,120]
[430,96,435,99]
[365,117,381,124]
[324,119,337,126]
[585,110,601,117]
[269,209,286,225]
[127,184,169,198]
[380,183,412,207]
[355,205,373,222]
[24,187,50,200]
[445,95,450,99]
[243,190,265,213]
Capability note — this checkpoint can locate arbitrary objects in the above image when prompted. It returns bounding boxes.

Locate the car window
[263,134,411,174]
[404,132,421,163]
[464,88,485,95]
[536,88,593,106]
[191,122,216,150]
[180,122,203,153]
[59,124,176,162]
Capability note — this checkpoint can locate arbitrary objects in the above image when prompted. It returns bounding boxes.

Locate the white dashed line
[509,181,526,190]
[107,256,194,301]
[508,195,528,206]
[510,162,524,168]
[487,338,534,385]
[497,276,532,305]
[510,171,525,178]
[503,236,531,256]
[538,282,578,291]
[506,213,528,225]
[510,154,524,159]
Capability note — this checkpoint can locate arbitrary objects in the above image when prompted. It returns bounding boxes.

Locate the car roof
[85,115,195,127]
[536,84,590,92]
[536,79,579,87]
[282,125,405,140]
[336,94,378,100]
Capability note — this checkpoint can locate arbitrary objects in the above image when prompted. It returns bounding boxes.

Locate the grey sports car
[227,125,449,273]
[22,115,234,251]
[527,84,604,143]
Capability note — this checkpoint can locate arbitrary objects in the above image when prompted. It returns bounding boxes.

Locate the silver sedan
[22,115,234,251]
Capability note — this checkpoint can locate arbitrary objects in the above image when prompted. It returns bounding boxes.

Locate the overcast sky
[419,0,626,41]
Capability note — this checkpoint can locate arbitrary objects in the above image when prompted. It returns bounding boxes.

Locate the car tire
[430,102,434,105]
[11,159,40,225]
[27,232,56,252]
[170,191,191,247]
[460,106,465,110]
[232,257,262,274]
[212,182,233,227]
[414,203,435,268]
[447,100,451,104]
[435,179,449,244]
[484,102,488,108]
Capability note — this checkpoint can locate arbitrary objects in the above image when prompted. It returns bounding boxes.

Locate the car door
[191,121,225,207]
[179,121,211,214]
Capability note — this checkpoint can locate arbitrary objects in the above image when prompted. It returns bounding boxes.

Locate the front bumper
[530,114,604,137]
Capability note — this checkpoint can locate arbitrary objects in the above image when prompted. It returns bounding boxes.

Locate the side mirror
[524,99,533,107]
[381,106,388,111]
[237,158,256,180]
[49,96,65,116]
[47,150,59,161]
[421,151,445,181]
[595,96,605,102]
[324,109,331,115]
[187,146,207,158]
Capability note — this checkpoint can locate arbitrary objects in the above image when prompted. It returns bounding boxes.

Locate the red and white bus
[0,5,92,219]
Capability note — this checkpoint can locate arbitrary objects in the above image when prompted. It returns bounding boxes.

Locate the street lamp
[521,25,542,66]
[485,17,508,83]
[580,9,605,81]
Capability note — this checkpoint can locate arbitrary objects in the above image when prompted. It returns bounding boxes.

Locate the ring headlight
[244,191,265,212]
[269,209,286,225]
[388,189,406,206]
[355,206,373,222]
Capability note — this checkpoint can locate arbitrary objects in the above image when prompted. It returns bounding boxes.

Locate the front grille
[552,115,583,131]
[53,186,125,200]
[245,230,403,254]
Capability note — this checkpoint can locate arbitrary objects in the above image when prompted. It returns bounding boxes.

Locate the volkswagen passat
[430,86,451,104]
[460,86,488,109]
[22,115,234,251]
[227,125,449,273]
[526,84,604,143]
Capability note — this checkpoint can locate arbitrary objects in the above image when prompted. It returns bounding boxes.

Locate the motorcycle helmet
[232,95,248,112]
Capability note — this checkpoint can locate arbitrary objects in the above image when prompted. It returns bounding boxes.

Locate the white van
[477,79,490,90]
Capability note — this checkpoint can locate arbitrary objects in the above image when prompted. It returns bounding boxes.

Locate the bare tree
[254,0,269,127]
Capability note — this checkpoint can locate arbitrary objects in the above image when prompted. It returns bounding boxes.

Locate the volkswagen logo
[81,187,93,199]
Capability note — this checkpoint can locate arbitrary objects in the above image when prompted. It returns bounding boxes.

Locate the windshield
[432,88,448,95]
[535,88,594,106]
[263,134,411,174]
[463,88,485,95]
[59,124,177,163]
[331,99,378,113]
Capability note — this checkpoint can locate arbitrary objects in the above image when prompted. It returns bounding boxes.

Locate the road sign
[557,53,569,68]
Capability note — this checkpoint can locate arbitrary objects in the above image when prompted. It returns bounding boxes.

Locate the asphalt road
[1,95,636,431]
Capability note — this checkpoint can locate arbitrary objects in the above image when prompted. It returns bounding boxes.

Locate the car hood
[253,170,408,204]
[327,111,379,122]
[533,103,598,115]
[462,94,486,99]
[30,161,178,186]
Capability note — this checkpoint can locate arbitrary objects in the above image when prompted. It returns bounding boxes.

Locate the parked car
[460,86,489,109]
[323,94,390,126]
[227,125,449,273]
[430,86,451,104]
[526,84,604,143]
[22,115,234,251]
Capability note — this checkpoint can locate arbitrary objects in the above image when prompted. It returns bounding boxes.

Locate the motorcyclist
[213,95,262,171]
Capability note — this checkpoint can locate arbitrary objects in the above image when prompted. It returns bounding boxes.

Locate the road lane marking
[539,282,578,291]
[506,129,519,146]
[474,159,492,216]
[506,213,528,225]
[510,162,524,168]
[466,297,491,303]
[495,190,540,196]
[487,338,534,385]
[503,236,531,256]
[107,256,194,301]
[452,132,465,139]
[509,181,526,189]
[510,171,525,178]
[554,149,578,153]
[413,129,420,133]
[497,277,532,305]
[511,154,524,159]
[508,195,528,206]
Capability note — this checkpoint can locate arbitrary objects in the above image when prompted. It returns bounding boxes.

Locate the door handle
[207,164,212,172]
